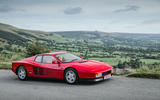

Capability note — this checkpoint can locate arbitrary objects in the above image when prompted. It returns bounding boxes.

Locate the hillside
[53,31,160,48]
[1,23,160,48]
[0,23,159,52]
[0,23,69,47]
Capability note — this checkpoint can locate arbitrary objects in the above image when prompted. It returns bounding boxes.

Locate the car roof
[37,52,66,56]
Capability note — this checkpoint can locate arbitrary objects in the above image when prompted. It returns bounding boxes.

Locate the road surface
[0,70,160,100]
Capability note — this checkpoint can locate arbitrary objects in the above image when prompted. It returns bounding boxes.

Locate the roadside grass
[127,73,160,79]
[0,63,11,69]
[127,65,160,79]
[0,53,23,62]
[0,53,23,69]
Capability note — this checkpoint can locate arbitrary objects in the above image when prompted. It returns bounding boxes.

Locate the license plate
[104,74,111,79]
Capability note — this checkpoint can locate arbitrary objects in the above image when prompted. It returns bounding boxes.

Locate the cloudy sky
[0,0,160,33]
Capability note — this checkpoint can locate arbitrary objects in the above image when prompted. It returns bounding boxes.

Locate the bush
[117,58,143,69]
[25,41,50,57]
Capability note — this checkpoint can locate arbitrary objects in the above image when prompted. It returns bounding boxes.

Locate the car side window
[42,55,56,64]
[35,55,42,63]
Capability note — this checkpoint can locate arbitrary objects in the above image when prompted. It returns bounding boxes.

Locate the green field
[140,59,160,64]
[89,57,160,66]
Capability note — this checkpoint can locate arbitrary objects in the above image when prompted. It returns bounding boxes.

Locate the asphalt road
[0,70,160,100]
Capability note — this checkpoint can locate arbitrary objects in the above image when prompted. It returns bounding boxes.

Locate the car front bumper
[80,74,112,82]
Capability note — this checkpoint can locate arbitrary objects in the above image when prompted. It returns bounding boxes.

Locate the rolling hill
[53,31,160,48]
[0,23,160,49]
[0,23,69,47]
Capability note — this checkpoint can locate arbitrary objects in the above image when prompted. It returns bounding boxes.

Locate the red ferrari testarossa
[12,52,113,84]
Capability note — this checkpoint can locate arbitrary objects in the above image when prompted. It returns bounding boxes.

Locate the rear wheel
[64,68,78,84]
[17,66,28,80]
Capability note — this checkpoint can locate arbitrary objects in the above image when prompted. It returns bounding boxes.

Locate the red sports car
[12,52,113,84]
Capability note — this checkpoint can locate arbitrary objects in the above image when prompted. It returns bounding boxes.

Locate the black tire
[17,66,28,81]
[64,68,78,84]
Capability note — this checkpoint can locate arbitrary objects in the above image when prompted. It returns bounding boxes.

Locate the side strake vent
[33,67,44,75]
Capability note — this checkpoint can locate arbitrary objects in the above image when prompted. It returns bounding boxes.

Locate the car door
[33,55,59,78]
[40,55,59,78]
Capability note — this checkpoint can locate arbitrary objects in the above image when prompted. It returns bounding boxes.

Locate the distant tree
[129,58,142,69]
[117,58,143,69]
[84,49,88,59]
[0,47,3,52]
[117,60,125,69]
[4,44,11,51]
[123,61,130,68]
[25,41,50,57]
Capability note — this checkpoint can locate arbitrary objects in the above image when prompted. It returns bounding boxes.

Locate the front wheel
[17,66,28,80]
[64,68,78,84]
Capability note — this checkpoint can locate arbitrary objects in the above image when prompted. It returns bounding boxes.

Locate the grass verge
[127,73,160,79]
[127,65,160,79]
[0,64,11,69]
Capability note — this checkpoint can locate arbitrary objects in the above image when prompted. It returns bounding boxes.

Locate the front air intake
[102,70,111,76]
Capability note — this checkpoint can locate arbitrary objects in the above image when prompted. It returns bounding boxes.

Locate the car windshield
[55,53,82,63]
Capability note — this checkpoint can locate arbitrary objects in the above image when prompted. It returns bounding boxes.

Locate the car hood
[72,60,113,73]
